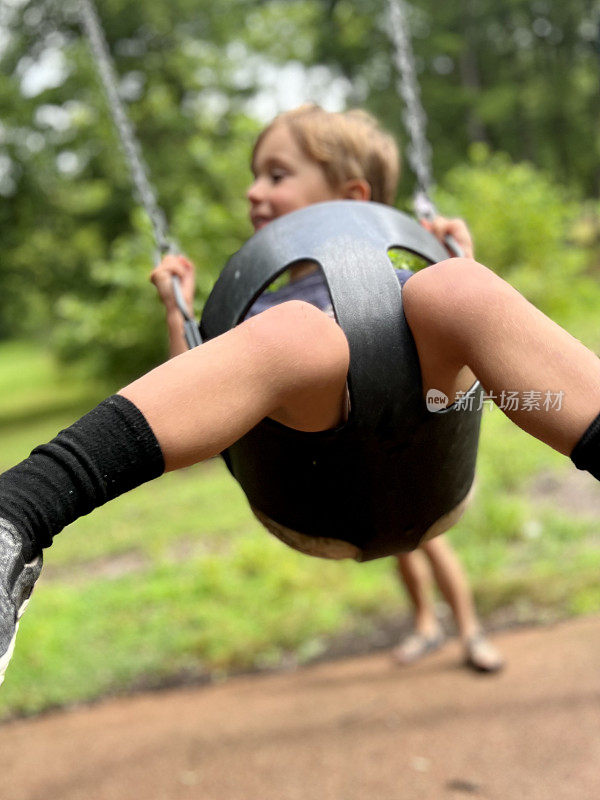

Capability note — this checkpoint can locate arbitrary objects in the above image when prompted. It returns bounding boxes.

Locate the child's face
[247,123,343,232]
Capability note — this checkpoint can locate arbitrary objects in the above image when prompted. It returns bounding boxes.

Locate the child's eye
[270,169,287,184]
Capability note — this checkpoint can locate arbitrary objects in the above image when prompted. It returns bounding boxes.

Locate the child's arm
[421,217,474,259]
[150,255,196,358]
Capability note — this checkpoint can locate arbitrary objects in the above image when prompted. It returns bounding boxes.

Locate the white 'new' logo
[426,388,449,412]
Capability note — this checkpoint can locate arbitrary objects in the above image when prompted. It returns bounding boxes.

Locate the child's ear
[342,179,371,201]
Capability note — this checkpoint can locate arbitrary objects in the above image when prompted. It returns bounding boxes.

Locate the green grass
[1,340,599,719]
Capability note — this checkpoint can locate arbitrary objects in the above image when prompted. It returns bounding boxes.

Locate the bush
[435,145,599,328]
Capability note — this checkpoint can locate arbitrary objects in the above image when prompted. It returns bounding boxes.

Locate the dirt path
[1,615,599,800]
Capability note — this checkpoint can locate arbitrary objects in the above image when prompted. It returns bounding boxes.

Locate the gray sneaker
[0,519,43,686]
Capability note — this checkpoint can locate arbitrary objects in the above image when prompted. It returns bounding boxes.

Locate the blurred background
[1,0,599,719]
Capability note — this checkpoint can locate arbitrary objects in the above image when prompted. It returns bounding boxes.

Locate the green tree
[315,0,600,197]
[1,0,598,380]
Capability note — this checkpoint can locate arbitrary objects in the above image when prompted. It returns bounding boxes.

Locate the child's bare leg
[393,550,444,664]
[396,551,438,635]
[0,300,349,554]
[121,301,349,471]
[403,258,600,455]
[421,537,479,639]
[0,301,349,684]
[421,537,504,672]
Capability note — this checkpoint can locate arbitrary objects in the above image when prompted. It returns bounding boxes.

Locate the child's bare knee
[244,300,349,393]
[403,258,499,326]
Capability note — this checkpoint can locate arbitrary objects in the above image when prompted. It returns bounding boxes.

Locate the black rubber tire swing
[79,1,482,560]
[201,200,483,561]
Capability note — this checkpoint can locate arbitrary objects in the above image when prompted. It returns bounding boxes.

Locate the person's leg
[0,300,349,552]
[402,258,600,455]
[421,537,503,672]
[396,552,439,634]
[0,301,349,682]
[421,537,478,639]
[121,300,350,471]
[392,551,444,664]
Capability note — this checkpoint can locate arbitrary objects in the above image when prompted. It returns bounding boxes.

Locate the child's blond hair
[252,104,400,205]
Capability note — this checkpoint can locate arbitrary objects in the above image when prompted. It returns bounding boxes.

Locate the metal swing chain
[78,0,202,347]
[387,0,462,255]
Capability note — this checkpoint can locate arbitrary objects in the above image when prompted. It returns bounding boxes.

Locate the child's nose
[246,178,265,203]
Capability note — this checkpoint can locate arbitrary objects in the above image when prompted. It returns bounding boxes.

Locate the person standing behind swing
[151,105,503,674]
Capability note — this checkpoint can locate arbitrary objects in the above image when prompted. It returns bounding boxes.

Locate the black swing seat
[200,201,483,561]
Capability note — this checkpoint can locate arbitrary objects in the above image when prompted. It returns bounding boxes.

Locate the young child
[2,105,599,687]
[152,106,502,673]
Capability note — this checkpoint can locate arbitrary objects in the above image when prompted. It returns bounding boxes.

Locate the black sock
[570,411,600,481]
[0,395,164,559]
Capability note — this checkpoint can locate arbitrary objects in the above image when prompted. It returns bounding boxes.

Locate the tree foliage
[0,0,598,379]
[436,145,598,324]
[317,0,600,196]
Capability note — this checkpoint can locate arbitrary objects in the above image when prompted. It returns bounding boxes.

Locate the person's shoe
[392,628,445,665]
[0,519,43,686]
[464,633,504,673]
